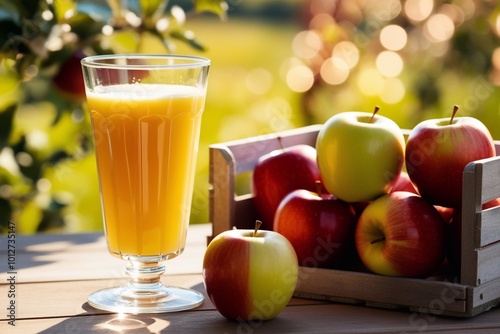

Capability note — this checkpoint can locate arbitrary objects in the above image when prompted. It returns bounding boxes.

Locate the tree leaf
[194,0,228,19]
[140,0,167,19]
[52,0,76,23]
[169,29,206,51]
[67,13,105,40]
[0,198,12,232]
[0,104,16,152]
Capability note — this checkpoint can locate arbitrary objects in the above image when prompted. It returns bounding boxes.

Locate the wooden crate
[208,124,500,317]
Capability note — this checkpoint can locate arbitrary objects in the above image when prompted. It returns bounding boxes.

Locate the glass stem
[125,262,166,295]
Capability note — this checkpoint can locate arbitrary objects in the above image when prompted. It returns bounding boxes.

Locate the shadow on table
[37,282,301,334]
[0,233,104,272]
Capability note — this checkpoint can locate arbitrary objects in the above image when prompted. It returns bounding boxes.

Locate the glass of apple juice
[81,54,210,314]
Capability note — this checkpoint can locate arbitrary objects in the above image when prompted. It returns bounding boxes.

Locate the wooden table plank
[8,301,500,334]
[3,224,500,333]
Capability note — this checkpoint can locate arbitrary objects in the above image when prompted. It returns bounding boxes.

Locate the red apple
[355,191,447,278]
[273,188,357,269]
[251,143,321,230]
[390,171,418,194]
[203,222,298,321]
[405,106,496,208]
[435,205,454,223]
[53,50,87,101]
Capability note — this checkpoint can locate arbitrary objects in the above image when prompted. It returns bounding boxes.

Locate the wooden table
[2,224,500,333]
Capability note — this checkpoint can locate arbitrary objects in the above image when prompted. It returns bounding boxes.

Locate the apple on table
[273,184,357,269]
[252,141,322,230]
[203,221,298,321]
[316,107,406,203]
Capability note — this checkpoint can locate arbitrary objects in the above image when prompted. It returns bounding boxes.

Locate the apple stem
[254,220,263,237]
[277,136,284,151]
[370,237,386,245]
[369,106,380,123]
[450,105,459,125]
[315,180,322,195]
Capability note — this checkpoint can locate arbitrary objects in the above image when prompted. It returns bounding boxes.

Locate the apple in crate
[390,171,418,194]
[203,222,298,321]
[273,187,357,268]
[316,107,406,203]
[252,143,321,230]
[355,191,447,278]
[405,105,496,208]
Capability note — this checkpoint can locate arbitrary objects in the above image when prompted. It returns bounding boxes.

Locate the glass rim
[81,54,210,70]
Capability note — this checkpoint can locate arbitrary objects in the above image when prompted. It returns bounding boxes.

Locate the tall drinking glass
[81,54,210,313]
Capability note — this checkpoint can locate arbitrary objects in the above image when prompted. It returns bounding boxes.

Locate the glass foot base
[88,285,204,314]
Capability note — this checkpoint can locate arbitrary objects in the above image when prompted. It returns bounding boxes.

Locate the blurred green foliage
[0,0,227,233]
[1,0,500,234]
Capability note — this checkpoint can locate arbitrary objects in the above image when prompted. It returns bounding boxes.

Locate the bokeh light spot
[245,68,273,95]
[286,65,314,92]
[320,57,349,85]
[358,68,384,96]
[380,25,407,51]
[376,51,403,77]
[493,47,500,70]
[424,13,455,42]
[332,41,359,69]
[292,30,323,59]
[380,78,406,104]
[405,0,434,22]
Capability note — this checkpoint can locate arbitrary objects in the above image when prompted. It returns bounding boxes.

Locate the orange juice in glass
[81,55,210,314]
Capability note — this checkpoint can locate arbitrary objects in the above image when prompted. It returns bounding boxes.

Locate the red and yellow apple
[405,106,496,208]
[203,223,298,321]
[316,108,405,203]
[252,144,321,230]
[273,188,357,269]
[355,191,447,278]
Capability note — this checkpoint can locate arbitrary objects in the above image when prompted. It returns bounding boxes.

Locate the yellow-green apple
[316,107,405,203]
[252,144,321,230]
[203,223,298,321]
[405,105,496,208]
[355,191,447,278]
[273,187,357,269]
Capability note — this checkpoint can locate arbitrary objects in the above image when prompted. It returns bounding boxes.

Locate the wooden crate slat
[295,267,467,314]
[477,156,500,203]
[209,146,236,238]
[478,206,500,247]
[476,241,500,285]
[216,125,321,174]
[471,276,500,309]
[460,158,482,286]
